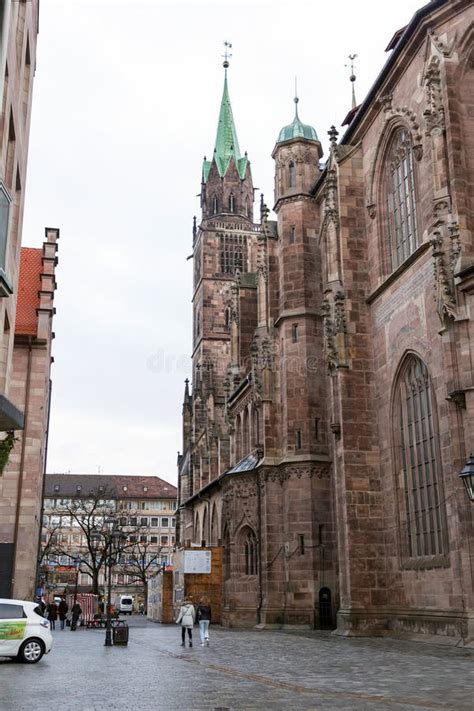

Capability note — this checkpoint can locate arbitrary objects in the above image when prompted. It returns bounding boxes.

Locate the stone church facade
[178,0,474,642]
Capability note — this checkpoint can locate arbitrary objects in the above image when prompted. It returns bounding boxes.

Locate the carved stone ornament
[423,55,446,135]
[385,106,423,160]
[321,294,339,372]
[430,223,457,323]
[323,169,339,226]
[366,202,376,220]
[256,234,268,282]
[427,29,455,58]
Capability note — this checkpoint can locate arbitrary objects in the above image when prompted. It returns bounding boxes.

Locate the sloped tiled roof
[45,474,177,499]
[15,248,42,336]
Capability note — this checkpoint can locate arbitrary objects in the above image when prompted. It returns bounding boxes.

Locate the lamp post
[72,556,81,607]
[459,454,474,503]
[91,519,123,647]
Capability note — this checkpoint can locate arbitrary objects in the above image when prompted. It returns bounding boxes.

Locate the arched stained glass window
[394,355,447,560]
[386,128,419,269]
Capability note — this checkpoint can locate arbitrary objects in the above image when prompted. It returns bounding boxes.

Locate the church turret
[272,96,322,207]
[201,61,254,222]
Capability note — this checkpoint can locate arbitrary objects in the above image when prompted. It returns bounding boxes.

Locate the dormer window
[54,484,60,493]
[143,486,148,493]
[98,485,104,493]
[229,193,235,213]
[289,162,296,188]
[123,485,128,492]
[76,485,81,493]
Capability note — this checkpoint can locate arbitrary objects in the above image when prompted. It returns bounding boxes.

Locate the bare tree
[119,540,163,610]
[42,491,133,594]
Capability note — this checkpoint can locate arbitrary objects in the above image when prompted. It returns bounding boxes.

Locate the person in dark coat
[58,598,69,630]
[71,602,82,631]
[47,601,58,630]
[196,596,212,647]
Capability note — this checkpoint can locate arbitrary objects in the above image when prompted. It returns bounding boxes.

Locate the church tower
[272,97,325,457]
[178,56,259,536]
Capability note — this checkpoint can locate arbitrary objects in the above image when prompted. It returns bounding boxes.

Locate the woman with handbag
[176,597,196,647]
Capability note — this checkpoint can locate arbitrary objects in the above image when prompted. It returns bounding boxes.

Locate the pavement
[0,615,473,710]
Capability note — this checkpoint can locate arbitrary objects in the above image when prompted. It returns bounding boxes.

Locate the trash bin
[113,620,129,646]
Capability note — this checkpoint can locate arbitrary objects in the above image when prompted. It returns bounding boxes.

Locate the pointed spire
[184,378,191,404]
[346,53,358,109]
[202,43,250,184]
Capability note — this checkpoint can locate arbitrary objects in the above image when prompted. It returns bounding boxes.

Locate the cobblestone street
[0,616,472,710]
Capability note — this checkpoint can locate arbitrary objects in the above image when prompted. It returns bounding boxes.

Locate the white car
[118,595,133,615]
[0,599,53,663]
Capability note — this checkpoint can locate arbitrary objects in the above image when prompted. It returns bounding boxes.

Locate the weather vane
[222,41,232,69]
[345,53,358,109]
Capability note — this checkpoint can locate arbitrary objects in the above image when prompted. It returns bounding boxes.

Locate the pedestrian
[196,596,212,647]
[46,600,58,630]
[71,601,82,631]
[176,597,196,647]
[58,597,69,630]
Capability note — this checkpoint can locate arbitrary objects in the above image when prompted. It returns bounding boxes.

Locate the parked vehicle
[118,595,133,615]
[0,599,53,663]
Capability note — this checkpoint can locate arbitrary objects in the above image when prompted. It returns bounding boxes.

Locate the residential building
[41,474,177,604]
[0,0,49,598]
[178,0,474,643]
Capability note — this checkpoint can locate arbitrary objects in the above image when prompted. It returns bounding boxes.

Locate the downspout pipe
[256,471,263,625]
[11,337,33,597]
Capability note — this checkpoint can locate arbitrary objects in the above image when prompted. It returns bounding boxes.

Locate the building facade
[41,474,177,605]
[178,0,474,642]
[0,0,51,599]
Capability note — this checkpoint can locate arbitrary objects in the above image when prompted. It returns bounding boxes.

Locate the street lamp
[72,556,81,607]
[91,518,125,647]
[459,453,474,503]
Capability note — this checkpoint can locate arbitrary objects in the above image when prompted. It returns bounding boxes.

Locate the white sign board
[184,550,211,574]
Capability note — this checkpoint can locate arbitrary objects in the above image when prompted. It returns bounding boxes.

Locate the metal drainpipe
[11,337,33,597]
[256,471,263,625]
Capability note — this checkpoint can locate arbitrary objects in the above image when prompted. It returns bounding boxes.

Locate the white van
[118,595,133,615]
[0,599,52,663]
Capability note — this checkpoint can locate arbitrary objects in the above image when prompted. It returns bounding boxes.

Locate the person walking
[196,596,212,647]
[176,597,195,647]
[71,601,82,631]
[58,598,69,630]
[46,600,58,630]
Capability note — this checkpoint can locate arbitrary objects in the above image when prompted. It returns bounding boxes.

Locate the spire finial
[222,40,232,70]
[294,76,299,118]
[345,53,358,109]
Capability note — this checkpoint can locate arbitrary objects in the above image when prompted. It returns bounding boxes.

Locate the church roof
[276,98,318,144]
[202,70,248,182]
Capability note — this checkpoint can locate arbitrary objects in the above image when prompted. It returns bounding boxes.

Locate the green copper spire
[202,62,248,183]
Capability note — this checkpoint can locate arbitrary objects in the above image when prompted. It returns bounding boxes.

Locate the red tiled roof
[45,474,177,499]
[15,248,42,336]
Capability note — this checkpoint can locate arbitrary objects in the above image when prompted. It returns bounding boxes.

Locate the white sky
[21,0,425,483]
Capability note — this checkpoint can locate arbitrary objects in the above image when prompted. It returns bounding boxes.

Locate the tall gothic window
[288,161,296,188]
[229,193,235,213]
[219,234,248,274]
[243,528,258,575]
[394,355,447,561]
[386,128,419,270]
[212,195,218,215]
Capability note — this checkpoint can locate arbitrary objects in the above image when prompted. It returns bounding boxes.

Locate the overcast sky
[21,0,425,483]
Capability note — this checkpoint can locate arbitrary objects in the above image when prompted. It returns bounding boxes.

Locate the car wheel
[18,638,45,664]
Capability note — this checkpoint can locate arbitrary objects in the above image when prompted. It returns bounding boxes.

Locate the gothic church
[177,0,474,642]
